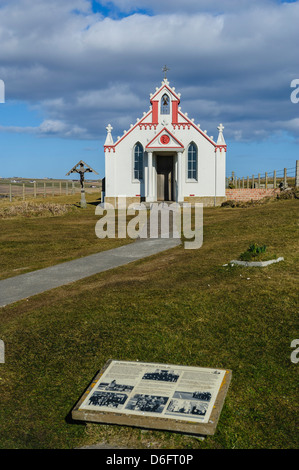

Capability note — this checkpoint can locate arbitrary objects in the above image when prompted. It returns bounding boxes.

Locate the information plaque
[72,360,232,436]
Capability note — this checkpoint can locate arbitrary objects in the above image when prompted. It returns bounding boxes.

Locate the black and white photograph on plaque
[87,391,128,409]
[97,379,134,393]
[125,394,168,413]
[76,361,229,426]
[166,399,209,418]
[173,390,212,402]
[142,368,180,382]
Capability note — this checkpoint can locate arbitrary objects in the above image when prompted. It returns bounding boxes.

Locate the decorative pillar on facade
[147,152,155,202]
[177,151,184,203]
[215,124,226,205]
[105,124,114,145]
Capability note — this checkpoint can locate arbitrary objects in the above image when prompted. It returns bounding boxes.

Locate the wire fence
[0,179,102,202]
[226,161,299,189]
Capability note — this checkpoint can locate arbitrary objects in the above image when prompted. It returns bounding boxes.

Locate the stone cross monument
[66,160,99,208]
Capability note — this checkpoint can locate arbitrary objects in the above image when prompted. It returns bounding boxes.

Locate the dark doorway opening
[156,155,174,201]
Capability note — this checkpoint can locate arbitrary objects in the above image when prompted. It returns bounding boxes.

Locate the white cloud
[0,0,298,142]
[275,118,299,134]
[0,119,89,138]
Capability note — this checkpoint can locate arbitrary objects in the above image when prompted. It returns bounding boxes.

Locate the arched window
[187,143,198,180]
[161,94,170,114]
[134,143,143,180]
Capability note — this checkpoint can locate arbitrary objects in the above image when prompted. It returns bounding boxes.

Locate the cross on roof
[106,124,113,133]
[162,65,170,80]
[218,123,225,133]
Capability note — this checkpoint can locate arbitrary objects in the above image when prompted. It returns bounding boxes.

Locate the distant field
[0,178,102,199]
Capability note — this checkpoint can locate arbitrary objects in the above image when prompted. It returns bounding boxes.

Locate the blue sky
[0,0,299,180]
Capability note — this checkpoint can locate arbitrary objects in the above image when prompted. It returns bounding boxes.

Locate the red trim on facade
[103,84,227,155]
[139,123,157,130]
[152,101,158,124]
[160,134,170,145]
[172,123,191,130]
[215,145,227,153]
[146,127,184,149]
[172,101,179,124]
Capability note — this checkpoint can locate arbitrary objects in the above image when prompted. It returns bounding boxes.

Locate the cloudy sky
[0,0,298,179]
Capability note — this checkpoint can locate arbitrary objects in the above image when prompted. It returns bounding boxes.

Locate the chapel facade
[103,78,227,206]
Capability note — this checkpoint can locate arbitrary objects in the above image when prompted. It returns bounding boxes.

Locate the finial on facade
[217,123,226,145]
[105,124,113,145]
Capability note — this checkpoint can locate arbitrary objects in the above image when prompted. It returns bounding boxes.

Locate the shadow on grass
[65,402,87,429]
[72,198,101,209]
[87,199,101,206]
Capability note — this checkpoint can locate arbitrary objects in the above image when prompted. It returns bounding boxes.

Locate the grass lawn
[0,198,298,449]
[0,194,133,280]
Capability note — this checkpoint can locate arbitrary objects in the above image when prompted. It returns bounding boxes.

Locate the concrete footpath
[0,237,181,308]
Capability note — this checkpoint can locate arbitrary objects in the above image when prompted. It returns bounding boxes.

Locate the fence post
[72,181,75,195]
[23,183,25,201]
[242,177,245,189]
[232,171,235,186]
[296,160,299,187]
[34,182,36,198]
[284,168,287,187]
[9,184,12,202]
[258,173,260,189]
[247,176,249,188]
[59,181,62,195]
[265,172,268,189]
[252,175,254,188]
[43,182,46,197]
[52,182,54,196]
[273,170,277,189]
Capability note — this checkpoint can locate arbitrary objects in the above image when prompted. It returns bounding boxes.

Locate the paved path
[0,237,181,308]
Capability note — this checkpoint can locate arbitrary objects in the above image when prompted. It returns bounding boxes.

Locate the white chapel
[103,77,227,206]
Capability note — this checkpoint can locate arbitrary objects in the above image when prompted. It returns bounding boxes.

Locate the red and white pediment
[146,127,184,150]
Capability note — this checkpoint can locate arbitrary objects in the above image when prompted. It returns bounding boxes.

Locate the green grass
[0,198,298,449]
[0,194,133,280]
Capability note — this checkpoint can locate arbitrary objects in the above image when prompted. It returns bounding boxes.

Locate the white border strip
[229,257,284,267]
